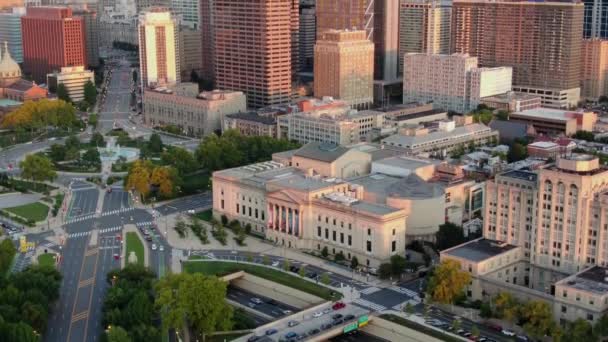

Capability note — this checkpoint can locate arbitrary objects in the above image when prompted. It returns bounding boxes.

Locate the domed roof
[0,42,21,81]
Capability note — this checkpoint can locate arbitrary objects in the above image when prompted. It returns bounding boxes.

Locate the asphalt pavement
[227,285,298,320]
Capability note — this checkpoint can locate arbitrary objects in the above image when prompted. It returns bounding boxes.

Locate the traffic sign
[343,322,358,333]
[358,315,369,327]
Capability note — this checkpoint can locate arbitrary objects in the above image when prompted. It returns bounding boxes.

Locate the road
[227,286,298,320]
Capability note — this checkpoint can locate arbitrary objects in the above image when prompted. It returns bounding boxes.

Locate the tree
[48,144,66,162]
[334,251,345,262]
[126,160,153,199]
[564,318,594,341]
[521,300,553,339]
[496,110,510,121]
[106,326,131,342]
[378,263,392,279]
[1,99,77,131]
[390,255,407,276]
[494,292,518,322]
[155,273,233,336]
[160,147,196,175]
[88,113,99,128]
[82,147,101,166]
[65,135,81,150]
[507,142,527,163]
[298,266,306,278]
[594,314,608,339]
[56,84,71,103]
[90,132,105,147]
[436,223,466,251]
[479,302,492,318]
[65,147,80,161]
[451,319,461,331]
[471,325,480,338]
[150,166,178,198]
[403,302,414,316]
[470,109,493,125]
[350,256,359,270]
[282,259,290,271]
[573,130,595,142]
[83,80,97,107]
[426,259,471,304]
[321,246,329,258]
[262,255,270,265]
[0,239,16,275]
[19,154,57,187]
[148,133,163,154]
[320,273,331,285]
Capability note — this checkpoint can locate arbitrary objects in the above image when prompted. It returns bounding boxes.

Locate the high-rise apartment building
[314,30,374,110]
[398,0,451,75]
[72,6,99,68]
[171,0,199,29]
[583,0,608,39]
[299,0,316,72]
[212,0,298,109]
[135,0,169,12]
[317,0,399,82]
[21,6,87,83]
[581,39,608,100]
[138,8,180,89]
[485,155,608,279]
[0,1,23,10]
[198,0,213,84]
[403,53,512,113]
[0,7,26,64]
[179,28,202,81]
[451,0,584,109]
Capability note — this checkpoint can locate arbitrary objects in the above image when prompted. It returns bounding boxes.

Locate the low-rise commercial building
[509,108,597,136]
[511,86,580,110]
[223,112,277,137]
[381,122,498,156]
[480,92,542,112]
[143,83,246,137]
[46,66,94,102]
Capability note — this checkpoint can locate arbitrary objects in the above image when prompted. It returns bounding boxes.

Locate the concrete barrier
[361,316,443,342]
[226,298,274,321]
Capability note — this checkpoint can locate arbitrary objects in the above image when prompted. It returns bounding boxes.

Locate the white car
[271,261,280,267]
[187,209,195,214]
[151,243,157,251]
[502,329,516,337]
[159,245,164,251]
[312,311,323,318]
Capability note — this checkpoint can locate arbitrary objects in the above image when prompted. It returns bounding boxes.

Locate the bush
[334,251,345,262]
[220,215,228,225]
[321,246,329,258]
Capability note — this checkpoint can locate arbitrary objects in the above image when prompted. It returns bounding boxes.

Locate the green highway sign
[343,322,358,333]
[358,315,369,327]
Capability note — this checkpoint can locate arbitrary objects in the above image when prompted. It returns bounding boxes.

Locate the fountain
[98,136,139,162]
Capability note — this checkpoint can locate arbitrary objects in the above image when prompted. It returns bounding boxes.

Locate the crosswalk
[67,226,123,239]
[389,285,422,303]
[352,298,386,312]
[40,241,58,250]
[101,207,134,216]
[392,299,419,311]
[359,287,381,295]
[136,221,154,228]
[65,214,96,224]
[65,207,134,225]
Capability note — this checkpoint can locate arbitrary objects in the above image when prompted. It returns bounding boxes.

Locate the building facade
[171,0,199,29]
[451,0,584,109]
[299,0,316,72]
[72,6,99,68]
[480,92,542,112]
[508,108,597,136]
[143,83,246,137]
[179,28,202,81]
[0,7,25,64]
[21,6,87,82]
[398,0,451,75]
[212,0,298,109]
[583,0,608,39]
[314,30,374,110]
[581,39,608,100]
[46,66,94,102]
[138,7,180,88]
[403,53,512,113]
[223,112,277,137]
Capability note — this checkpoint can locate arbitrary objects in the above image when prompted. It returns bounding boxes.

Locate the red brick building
[21,7,87,82]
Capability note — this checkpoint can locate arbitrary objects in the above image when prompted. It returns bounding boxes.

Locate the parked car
[332,318,344,326]
[284,332,297,339]
[502,329,516,337]
[151,244,157,250]
[332,302,346,310]
[344,314,355,321]
[487,323,502,332]
[159,245,164,251]
[187,209,195,214]
[287,320,299,327]
[516,335,529,341]
[321,323,332,330]
[247,335,260,342]
[322,308,332,314]
[308,328,320,335]
[282,310,292,315]
[271,261,280,267]
[265,329,277,336]
[313,311,323,318]
[332,314,343,320]
[250,298,263,305]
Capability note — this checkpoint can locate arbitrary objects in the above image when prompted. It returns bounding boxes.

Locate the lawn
[5,202,49,222]
[194,209,213,222]
[37,253,55,268]
[0,178,57,193]
[125,232,144,266]
[183,261,341,301]
[379,314,462,342]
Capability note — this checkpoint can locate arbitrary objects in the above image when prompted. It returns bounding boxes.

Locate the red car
[332,302,346,310]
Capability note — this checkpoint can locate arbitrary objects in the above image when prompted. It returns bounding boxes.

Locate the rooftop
[481,91,541,102]
[528,141,558,149]
[558,266,608,296]
[511,108,587,122]
[381,124,493,149]
[387,109,447,122]
[373,155,438,171]
[293,142,350,163]
[443,238,518,262]
[0,99,22,107]
[347,142,408,161]
[349,173,444,201]
[499,170,538,183]
[317,192,403,216]
[226,112,276,125]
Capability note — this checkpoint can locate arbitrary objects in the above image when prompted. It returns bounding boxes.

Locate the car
[265,329,278,336]
[271,261,280,267]
[322,308,332,314]
[463,332,472,337]
[308,328,320,335]
[290,266,300,273]
[151,244,157,250]
[516,335,529,341]
[247,302,256,308]
[321,323,332,330]
[457,329,466,335]
[267,299,278,305]
[282,309,292,315]
[107,188,112,193]
[307,272,318,279]
[145,236,152,241]
[113,254,120,260]
[247,336,260,342]
[467,336,477,341]
[287,320,299,327]
[159,245,164,251]
[313,311,323,318]
[332,318,344,326]
[332,302,346,310]
[284,332,297,339]
[487,323,502,332]
[478,338,487,342]
[502,329,516,337]
[344,314,355,321]
[187,209,195,214]
[250,298,263,305]
[332,314,343,320]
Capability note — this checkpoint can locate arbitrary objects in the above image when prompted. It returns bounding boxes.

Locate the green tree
[426,260,471,304]
[594,314,608,339]
[83,80,97,107]
[471,109,493,125]
[479,302,492,318]
[48,144,67,162]
[282,259,290,271]
[82,147,101,166]
[65,135,81,150]
[350,256,359,270]
[564,318,594,341]
[436,222,466,251]
[321,246,329,258]
[494,292,518,322]
[262,255,270,265]
[160,147,197,175]
[403,302,414,316]
[90,132,105,147]
[471,325,480,338]
[155,273,233,337]
[148,133,163,154]
[56,83,71,103]
[378,263,392,279]
[298,266,306,278]
[521,300,553,339]
[0,239,17,275]
[320,273,331,285]
[107,326,132,342]
[573,130,595,141]
[496,110,509,121]
[19,154,57,188]
[390,255,407,276]
[507,142,527,163]
[451,319,461,331]
[88,113,99,128]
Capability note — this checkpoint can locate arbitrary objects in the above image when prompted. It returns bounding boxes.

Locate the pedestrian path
[359,286,381,295]
[66,226,122,239]
[135,221,154,227]
[389,285,419,297]
[352,298,386,312]
[65,214,96,225]
[101,207,134,216]
[40,241,59,250]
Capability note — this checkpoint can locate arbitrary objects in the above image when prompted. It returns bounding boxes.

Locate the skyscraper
[0,7,26,64]
[212,0,297,108]
[398,0,452,75]
[299,0,316,72]
[314,30,374,109]
[583,0,608,39]
[72,6,100,68]
[138,7,180,88]
[171,0,200,29]
[451,0,584,109]
[198,0,214,84]
[21,6,87,82]
[581,39,608,100]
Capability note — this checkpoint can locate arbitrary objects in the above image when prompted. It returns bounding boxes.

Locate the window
[367,228,371,236]
[340,233,344,244]
[236,204,239,212]
[262,212,265,220]
[255,209,258,218]
[325,229,329,239]
[563,291,567,298]
[366,241,372,252]
[332,231,336,241]
[588,313,594,321]
[318,215,321,221]
[333,219,336,225]
[392,228,396,236]
[221,200,224,209]
[249,207,252,216]
[348,235,352,246]
[391,241,396,252]
[243,205,246,214]
[317,226,321,237]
